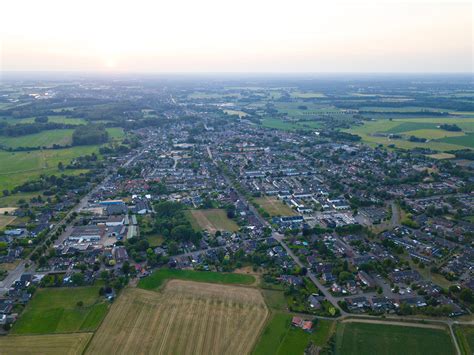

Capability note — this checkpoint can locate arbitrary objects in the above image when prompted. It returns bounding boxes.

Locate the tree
[71,272,85,286]
[77,301,84,307]
[460,289,473,303]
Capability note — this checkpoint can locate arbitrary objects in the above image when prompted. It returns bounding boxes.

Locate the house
[112,246,129,263]
[358,271,376,288]
[308,294,322,309]
[105,215,124,227]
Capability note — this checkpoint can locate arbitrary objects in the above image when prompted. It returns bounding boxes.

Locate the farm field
[87,280,268,355]
[252,312,335,355]
[0,129,75,148]
[186,208,239,233]
[345,117,474,151]
[138,268,255,290]
[261,118,322,131]
[0,333,93,355]
[454,325,474,355]
[0,115,87,125]
[335,321,455,355]
[11,286,108,335]
[0,147,96,190]
[255,196,296,216]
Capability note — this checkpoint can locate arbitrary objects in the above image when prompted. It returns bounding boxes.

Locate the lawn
[0,333,93,355]
[137,268,255,291]
[255,196,296,216]
[454,325,474,355]
[0,192,44,207]
[252,312,335,355]
[335,322,455,355]
[186,208,239,233]
[11,286,108,334]
[145,234,164,247]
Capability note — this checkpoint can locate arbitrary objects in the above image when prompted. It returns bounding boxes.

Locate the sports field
[252,313,335,355]
[186,208,239,233]
[335,321,455,355]
[138,268,255,291]
[12,286,108,334]
[86,280,268,355]
[255,196,296,216]
[0,333,93,355]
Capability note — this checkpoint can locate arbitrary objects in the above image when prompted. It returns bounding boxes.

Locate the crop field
[0,115,87,125]
[0,333,93,355]
[454,325,474,355]
[87,280,268,355]
[12,286,108,334]
[138,268,255,290]
[186,208,239,233]
[346,117,474,151]
[261,118,322,131]
[255,196,296,216]
[0,147,96,190]
[334,322,455,355]
[290,91,326,98]
[252,313,335,355]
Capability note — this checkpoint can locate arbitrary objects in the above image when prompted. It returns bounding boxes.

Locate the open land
[186,208,239,233]
[255,196,296,216]
[138,269,255,290]
[86,280,268,355]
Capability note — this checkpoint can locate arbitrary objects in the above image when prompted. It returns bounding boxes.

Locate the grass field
[138,268,255,290]
[12,286,108,335]
[335,322,455,355]
[0,333,93,355]
[145,234,164,247]
[87,280,268,355]
[454,325,474,355]
[290,91,326,99]
[0,147,95,190]
[0,115,87,125]
[0,192,44,207]
[262,289,288,311]
[224,109,248,117]
[186,208,239,233]
[255,196,296,216]
[252,313,335,355]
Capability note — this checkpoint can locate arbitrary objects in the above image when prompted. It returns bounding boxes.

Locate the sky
[0,0,472,73]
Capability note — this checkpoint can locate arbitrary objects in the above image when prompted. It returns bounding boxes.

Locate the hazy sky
[1,0,472,73]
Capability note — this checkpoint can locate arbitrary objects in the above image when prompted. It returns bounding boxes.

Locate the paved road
[273,232,347,315]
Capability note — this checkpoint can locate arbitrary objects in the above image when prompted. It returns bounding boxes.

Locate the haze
[1,0,472,73]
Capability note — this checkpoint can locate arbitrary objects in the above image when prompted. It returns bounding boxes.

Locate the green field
[137,269,255,291]
[186,208,239,233]
[0,148,96,190]
[0,115,87,125]
[262,289,288,311]
[454,325,474,355]
[335,322,455,355]
[252,313,335,355]
[12,286,108,335]
[0,129,75,148]
[261,118,322,131]
[223,109,248,117]
[290,91,326,99]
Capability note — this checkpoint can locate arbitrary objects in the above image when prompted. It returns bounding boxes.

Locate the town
[0,75,472,354]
